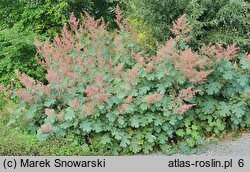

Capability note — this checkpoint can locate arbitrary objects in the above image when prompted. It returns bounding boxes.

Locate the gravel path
[147,130,250,156]
[199,131,250,156]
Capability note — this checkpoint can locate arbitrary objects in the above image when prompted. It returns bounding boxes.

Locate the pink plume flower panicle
[84,86,97,97]
[69,12,79,31]
[115,5,123,28]
[43,85,51,96]
[178,87,200,101]
[57,112,64,121]
[126,96,133,103]
[115,63,123,77]
[119,103,129,112]
[174,48,211,83]
[171,14,191,38]
[146,93,164,104]
[46,68,57,83]
[45,108,55,117]
[69,98,80,109]
[40,123,53,133]
[0,84,5,91]
[127,68,137,81]
[176,104,196,114]
[15,88,32,103]
[17,73,35,89]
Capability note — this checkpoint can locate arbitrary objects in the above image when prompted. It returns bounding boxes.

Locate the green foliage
[0,0,123,36]
[185,0,250,52]
[0,28,46,87]
[127,18,156,53]
[0,87,13,112]
[125,0,250,52]
[192,51,250,135]
[0,0,23,29]
[125,0,186,43]
[12,10,250,155]
[0,118,110,156]
[0,91,5,110]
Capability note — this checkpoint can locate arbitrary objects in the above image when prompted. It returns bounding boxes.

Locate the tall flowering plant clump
[189,44,250,138]
[14,7,250,154]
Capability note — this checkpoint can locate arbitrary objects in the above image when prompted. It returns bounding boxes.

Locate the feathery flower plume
[40,123,52,133]
[16,89,32,103]
[176,104,196,114]
[45,108,55,117]
[69,98,80,109]
[178,87,199,101]
[0,84,5,91]
[146,93,164,104]
[69,12,79,31]
[115,5,123,28]
[126,96,133,103]
[119,103,129,112]
[57,112,64,121]
[128,68,137,80]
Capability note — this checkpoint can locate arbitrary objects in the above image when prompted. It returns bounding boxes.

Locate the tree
[185,0,250,52]
[125,0,186,43]
[0,0,123,36]
[125,0,250,52]
[0,28,46,86]
[0,0,23,29]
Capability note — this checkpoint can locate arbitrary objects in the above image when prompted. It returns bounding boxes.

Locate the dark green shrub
[0,28,46,87]
[125,0,187,43]
[125,0,250,52]
[13,9,250,155]
[0,0,123,36]
[185,0,250,52]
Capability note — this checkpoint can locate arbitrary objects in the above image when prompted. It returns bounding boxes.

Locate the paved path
[147,130,250,156]
[199,131,250,156]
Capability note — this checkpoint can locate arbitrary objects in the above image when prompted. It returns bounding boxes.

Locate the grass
[0,112,110,156]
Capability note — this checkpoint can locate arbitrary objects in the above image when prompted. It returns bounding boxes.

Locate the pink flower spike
[0,84,5,91]
[69,98,79,109]
[45,108,55,117]
[40,123,53,133]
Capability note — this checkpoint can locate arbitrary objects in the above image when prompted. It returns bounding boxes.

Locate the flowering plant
[14,7,250,154]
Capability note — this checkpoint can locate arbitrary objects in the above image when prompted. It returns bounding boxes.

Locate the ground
[199,131,250,156]
[147,130,250,156]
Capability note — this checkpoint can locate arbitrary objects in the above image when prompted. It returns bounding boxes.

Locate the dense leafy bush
[185,0,250,52]
[125,0,187,43]
[176,45,250,152]
[127,18,156,53]
[13,8,250,155]
[0,28,46,87]
[125,0,250,52]
[0,0,123,36]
